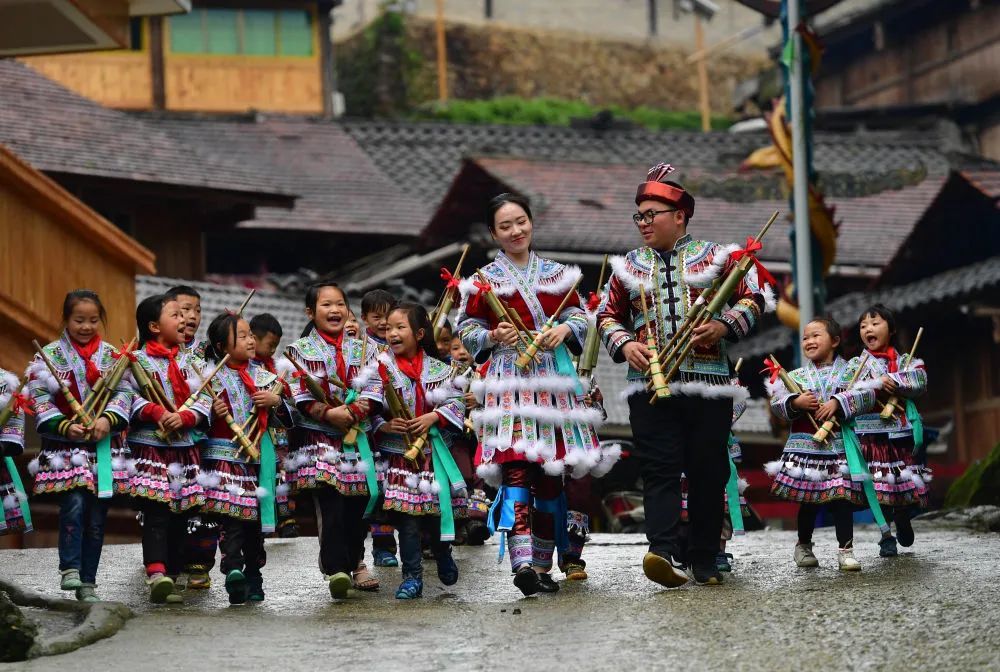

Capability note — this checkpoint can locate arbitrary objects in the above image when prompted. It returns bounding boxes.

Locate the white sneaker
[838,547,862,572]
[794,543,819,567]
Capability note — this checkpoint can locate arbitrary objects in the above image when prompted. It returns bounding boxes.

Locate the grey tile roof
[465,156,945,268]
[341,118,952,211]
[0,61,291,200]
[138,113,432,237]
[730,254,1000,358]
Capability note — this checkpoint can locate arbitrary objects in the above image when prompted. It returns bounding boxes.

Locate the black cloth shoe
[895,511,915,547]
[466,521,490,546]
[691,563,723,586]
[513,567,540,596]
[246,574,265,602]
[879,534,899,557]
[536,572,560,593]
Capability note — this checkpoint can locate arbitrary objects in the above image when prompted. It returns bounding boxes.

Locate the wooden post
[953,362,967,464]
[149,17,166,110]
[695,14,710,132]
[435,0,448,103]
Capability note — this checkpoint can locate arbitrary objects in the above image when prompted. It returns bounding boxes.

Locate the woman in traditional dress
[457,193,616,596]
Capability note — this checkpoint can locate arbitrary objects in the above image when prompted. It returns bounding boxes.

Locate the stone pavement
[1,522,998,671]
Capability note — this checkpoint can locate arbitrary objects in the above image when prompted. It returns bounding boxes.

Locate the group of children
[0,282,510,604]
[764,304,930,571]
[0,278,930,605]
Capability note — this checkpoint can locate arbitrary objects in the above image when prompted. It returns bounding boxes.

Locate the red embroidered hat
[635,163,695,218]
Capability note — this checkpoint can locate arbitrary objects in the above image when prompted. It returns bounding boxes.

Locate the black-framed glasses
[632,208,676,226]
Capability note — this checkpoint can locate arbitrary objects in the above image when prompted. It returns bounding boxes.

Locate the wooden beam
[953,363,967,463]
[0,291,61,345]
[435,0,448,103]
[149,16,166,110]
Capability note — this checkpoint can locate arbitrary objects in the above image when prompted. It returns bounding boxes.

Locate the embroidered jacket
[128,346,211,448]
[456,252,605,470]
[286,330,382,436]
[28,334,132,442]
[767,356,876,453]
[373,351,465,455]
[457,251,588,360]
[203,362,293,464]
[851,351,926,438]
[0,369,25,455]
[597,235,772,388]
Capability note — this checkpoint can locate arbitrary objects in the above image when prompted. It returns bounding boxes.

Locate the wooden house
[19,0,341,115]
[0,59,295,281]
[0,144,156,371]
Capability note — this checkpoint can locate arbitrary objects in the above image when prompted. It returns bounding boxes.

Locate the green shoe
[147,573,174,604]
[225,569,248,605]
[246,574,265,602]
[328,572,352,600]
[75,584,100,603]
[60,568,83,591]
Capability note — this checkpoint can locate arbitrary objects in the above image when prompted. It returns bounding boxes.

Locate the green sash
[4,456,32,531]
[429,425,465,541]
[96,435,113,499]
[905,399,924,452]
[258,430,277,533]
[343,390,379,517]
[553,344,584,396]
[841,421,890,534]
[725,451,745,536]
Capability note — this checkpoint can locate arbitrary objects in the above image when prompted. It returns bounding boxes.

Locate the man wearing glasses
[597,163,770,587]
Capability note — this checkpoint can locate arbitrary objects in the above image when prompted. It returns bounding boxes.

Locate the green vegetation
[945,442,1000,508]
[412,96,732,130]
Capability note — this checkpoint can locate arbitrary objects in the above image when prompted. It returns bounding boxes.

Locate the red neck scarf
[229,360,267,433]
[868,346,899,374]
[69,335,102,387]
[256,356,276,375]
[395,351,426,414]
[316,329,348,384]
[145,341,191,403]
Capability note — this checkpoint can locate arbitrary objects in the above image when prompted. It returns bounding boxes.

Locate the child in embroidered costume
[374,303,466,599]
[251,313,299,540]
[168,285,218,590]
[285,280,382,600]
[201,312,290,604]
[1,368,32,539]
[558,382,610,581]
[853,304,930,558]
[717,381,751,573]
[597,164,772,588]
[343,308,384,591]
[447,334,491,546]
[27,290,132,602]
[360,289,401,571]
[172,285,206,359]
[764,317,877,572]
[457,193,611,597]
[127,294,211,603]
[435,318,454,362]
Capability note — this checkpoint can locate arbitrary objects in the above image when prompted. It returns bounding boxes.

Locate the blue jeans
[391,513,448,581]
[58,490,110,584]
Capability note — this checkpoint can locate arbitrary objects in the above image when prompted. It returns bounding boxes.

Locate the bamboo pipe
[880,327,924,420]
[515,276,582,370]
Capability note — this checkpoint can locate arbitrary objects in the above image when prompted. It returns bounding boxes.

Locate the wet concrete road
[2,522,999,671]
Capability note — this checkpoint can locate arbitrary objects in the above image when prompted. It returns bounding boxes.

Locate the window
[129,18,144,51]
[169,8,313,56]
